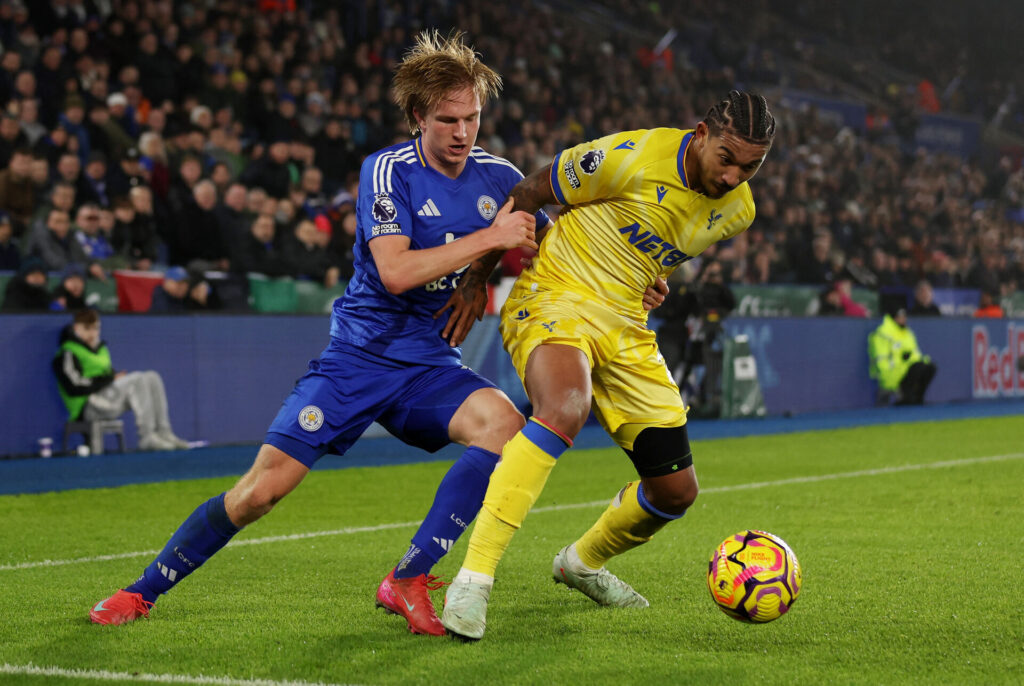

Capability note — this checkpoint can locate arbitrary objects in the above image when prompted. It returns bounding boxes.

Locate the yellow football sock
[463,429,559,576]
[575,481,673,569]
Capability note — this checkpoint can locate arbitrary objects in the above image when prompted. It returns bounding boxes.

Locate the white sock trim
[455,567,495,587]
[567,543,601,573]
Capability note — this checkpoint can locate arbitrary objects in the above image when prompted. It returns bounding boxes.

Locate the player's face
[692,122,770,199]
[417,86,481,177]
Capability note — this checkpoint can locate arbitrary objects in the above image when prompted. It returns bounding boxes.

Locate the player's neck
[422,147,467,180]
[682,138,706,195]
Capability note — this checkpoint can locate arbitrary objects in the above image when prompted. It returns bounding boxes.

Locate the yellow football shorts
[499,284,686,451]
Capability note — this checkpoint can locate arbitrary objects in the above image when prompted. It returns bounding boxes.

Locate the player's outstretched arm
[437,165,558,346]
[372,199,536,295]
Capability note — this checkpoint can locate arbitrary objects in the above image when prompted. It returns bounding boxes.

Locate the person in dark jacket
[49,263,88,311]
[1,258,51,311]
[52,308,190,451]
[232,213,292,277]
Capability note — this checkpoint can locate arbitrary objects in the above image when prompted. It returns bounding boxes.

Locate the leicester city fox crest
[580,149,605,174]
[477,195,498,220]
[372,193,398,223]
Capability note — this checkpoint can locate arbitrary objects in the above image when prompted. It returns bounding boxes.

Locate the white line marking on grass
[3,452,1022,573]
[0,521,420,571]
[0,663,357,686]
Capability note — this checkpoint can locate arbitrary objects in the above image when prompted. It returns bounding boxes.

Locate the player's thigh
[500,290,597,433]
[377,364,512,453]
[447,386,525,453]
[264,354,402,468]
[522,343,593,436]
[592,330,686,445]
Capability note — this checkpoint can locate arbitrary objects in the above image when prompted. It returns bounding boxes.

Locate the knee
[227,473,290,524]
[487,409,526,444]
[534,393,590,438]
[643,478,698,516]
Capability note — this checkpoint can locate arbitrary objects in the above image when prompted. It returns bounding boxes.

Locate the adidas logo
[417,198,441,217]
[432,536,455,551]
[157,563,178,582]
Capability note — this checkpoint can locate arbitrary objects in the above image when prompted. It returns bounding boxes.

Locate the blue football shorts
[265,341,497,468]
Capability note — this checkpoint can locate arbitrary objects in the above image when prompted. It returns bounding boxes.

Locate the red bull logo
[972,324,1024,397]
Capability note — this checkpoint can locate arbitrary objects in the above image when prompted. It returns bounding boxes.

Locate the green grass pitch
[1,415,1022,685]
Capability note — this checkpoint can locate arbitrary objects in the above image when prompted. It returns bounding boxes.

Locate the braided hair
[703,90,776,144]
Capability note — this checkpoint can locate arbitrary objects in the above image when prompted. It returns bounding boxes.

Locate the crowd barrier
[1,312,1020,458]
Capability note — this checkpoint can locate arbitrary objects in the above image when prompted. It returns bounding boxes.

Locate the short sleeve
[549,131,642,207]
[357,154,412,243]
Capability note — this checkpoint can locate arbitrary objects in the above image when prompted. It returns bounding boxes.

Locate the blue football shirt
[330,138,549,366]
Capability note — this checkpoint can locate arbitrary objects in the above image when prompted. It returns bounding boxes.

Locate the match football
[707,529,801,623]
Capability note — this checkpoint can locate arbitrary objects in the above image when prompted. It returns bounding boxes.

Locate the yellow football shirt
[529,128,756,320]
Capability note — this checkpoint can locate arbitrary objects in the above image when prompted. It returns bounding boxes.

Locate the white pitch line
[0,663,358,686]
[2,452,1022,573]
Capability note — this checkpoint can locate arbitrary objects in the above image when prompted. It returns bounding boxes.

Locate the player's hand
[435,270,489,347]
[489,199,538,252]
[643,277,669,311]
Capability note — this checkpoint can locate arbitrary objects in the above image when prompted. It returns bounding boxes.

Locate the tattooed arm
[436,163,557,346]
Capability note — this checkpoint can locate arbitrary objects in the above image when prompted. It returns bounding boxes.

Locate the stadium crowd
[0,0,1021,313]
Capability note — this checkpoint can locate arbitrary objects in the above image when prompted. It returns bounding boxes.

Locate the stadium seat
[63,419,126,455]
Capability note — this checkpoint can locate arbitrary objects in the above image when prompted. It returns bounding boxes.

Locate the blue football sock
[393,446,500,579]
[126,492,241,603]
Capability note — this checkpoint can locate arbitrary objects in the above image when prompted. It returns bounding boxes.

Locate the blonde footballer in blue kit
[439,90,776,641]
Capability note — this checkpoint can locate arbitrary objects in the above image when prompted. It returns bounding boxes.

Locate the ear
[412,107,427,133]
[694,121,709,149]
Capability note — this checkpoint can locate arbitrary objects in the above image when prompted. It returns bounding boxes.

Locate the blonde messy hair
[392,30,502,135]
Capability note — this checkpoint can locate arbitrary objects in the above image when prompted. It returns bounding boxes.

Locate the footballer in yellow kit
[441,91,776,641]
[501,126,757,448]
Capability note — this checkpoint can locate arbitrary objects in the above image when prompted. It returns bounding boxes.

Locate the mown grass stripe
[2,452,1021,573]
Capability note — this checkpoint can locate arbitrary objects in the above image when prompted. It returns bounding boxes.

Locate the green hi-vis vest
[868,315,925,392]
[56,339,113,420]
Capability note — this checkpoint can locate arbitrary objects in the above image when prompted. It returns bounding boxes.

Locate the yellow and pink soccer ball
[707,529,801,623]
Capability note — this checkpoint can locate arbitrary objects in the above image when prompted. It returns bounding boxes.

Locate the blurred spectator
[72,202,116,274]
[0,211,21,271]
[796,229,836,284]
[818,278,868,317]
[314,117,356,191]
[183,272,222,311]
[1,258,50,312]
[179,179,230,271]
[49,263,87,311]
[112,187,161,270]
[17,98,46,146]
[0,111,27,167]
[138,130,170,199]
[284,218,341,287]
[974,289,1005,318]
[79,150,110,207]
[868,307,937,405]
[148,266,190,313]
[233,213,292,277]
[23,208,98,276]
[52,308,190,451]
[241,139,291,199]
[909,280,941,316]
[29,180,75,235]
[214,182,249,248]
[0,146,35,233]
[107,146,145,198]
